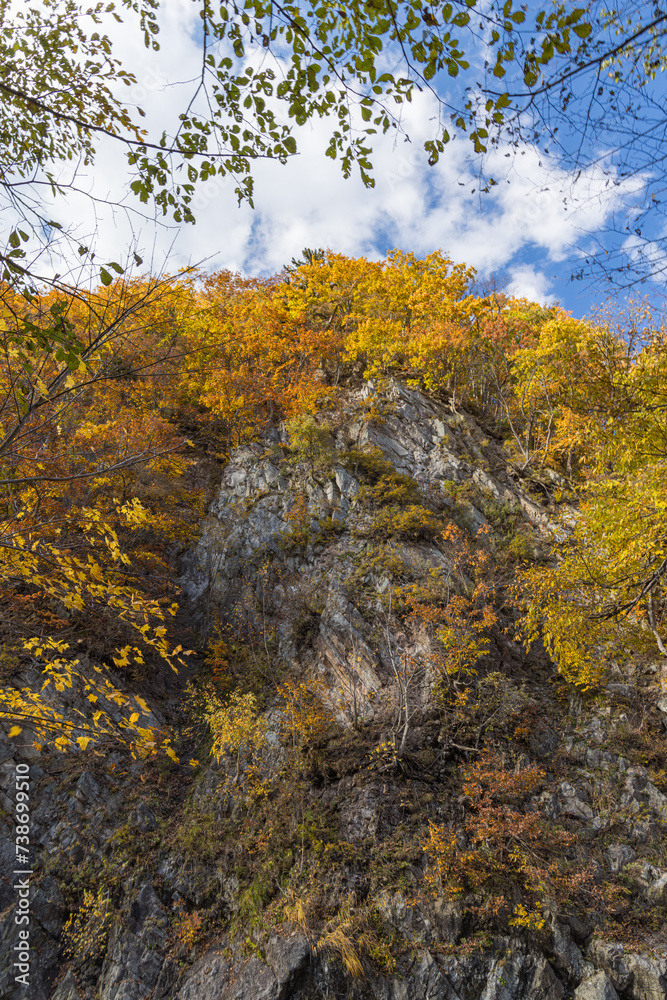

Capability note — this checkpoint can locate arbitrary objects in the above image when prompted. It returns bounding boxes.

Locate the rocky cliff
[1,381,666,1000]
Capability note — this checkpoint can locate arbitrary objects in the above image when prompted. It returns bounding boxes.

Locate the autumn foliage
[423,754,600,931]
[1,250,666,757]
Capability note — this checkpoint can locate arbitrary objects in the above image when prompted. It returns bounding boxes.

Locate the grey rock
[625,953,667,1000]
[530,957,566,1000]
[178,932,309,1000]
[431,898,463,945]
[127,883,168,934]
[472,468,514,504]
[645,781,667,821]
[177,952,230,1000]
[315,591,384,721]
[207,956,280,1000]
[480,954,564,1000]
[558,782,596,823]
[567,913,595,946]
[97,884,168,1000]
[31,876,66,938]
[375,894,462,949]
[435,952,495,1000]
[0,901,60,1000]
[374,949,457,1000]
[338,781,381,843]
[574,972,619,1000]
[605,684,634,699]
[132,801,158,832]
[582,716,607,744]
[50,970,83,1000]
[550,919,585,981]
[624,862,667,903]
[74,770,102,807]
[334,466,359,498]
[647,872,667,906]
[373,948,564,1000]
[264,931,310,992]
[0,833,17,910]
[621,772,667,824]
[177,953,275,1000]
[588,942,633,994]
[605,844,637,873]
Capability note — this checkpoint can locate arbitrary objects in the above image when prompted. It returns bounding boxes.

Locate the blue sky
[55,0,662,319]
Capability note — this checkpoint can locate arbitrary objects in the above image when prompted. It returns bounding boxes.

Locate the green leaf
[100,268,113,286]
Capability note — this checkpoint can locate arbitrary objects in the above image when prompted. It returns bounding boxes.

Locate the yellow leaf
[8,725,21,738]
[76,736,93,751]
[89,562,104,582]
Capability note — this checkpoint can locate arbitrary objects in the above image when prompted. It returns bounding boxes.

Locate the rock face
[181,381,557,724]
[0,381,665,1000]
[96,884,171,1000]
[177,932,310,1000]
[574,972,620,1000]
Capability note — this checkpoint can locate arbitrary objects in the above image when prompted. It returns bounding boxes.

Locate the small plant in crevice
[204,689,271,797]
[277,676,335,756]
[357,472,421,510]
[365,504,442,542]
[287,415,334,469]
[421,753,601,934]
[62,886,112,964]
[434,595,497,692]
[201,621,233,696]
[173,908,205,950]
[280,492,345,554]
[341,447,401,485]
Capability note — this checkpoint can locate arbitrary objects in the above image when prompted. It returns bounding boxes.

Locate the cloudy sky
[52,0,646,316]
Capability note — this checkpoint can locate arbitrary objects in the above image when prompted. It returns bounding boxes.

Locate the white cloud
[507,265,554,304]
[28,1,645,298]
